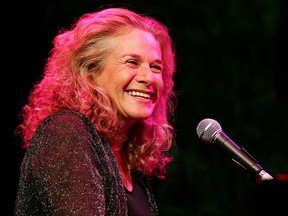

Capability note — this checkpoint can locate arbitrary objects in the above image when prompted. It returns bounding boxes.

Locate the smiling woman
[13,6,177,216]
[96,29,164,126]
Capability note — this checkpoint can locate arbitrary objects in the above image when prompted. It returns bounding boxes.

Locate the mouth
[126,90,152,99]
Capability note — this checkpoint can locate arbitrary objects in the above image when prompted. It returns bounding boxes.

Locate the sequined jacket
[14,110,158,215]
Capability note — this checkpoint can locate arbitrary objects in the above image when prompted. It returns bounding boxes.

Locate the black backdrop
[3,0,288,215]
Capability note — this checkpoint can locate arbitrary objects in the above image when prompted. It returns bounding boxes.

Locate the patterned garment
[14,110,158,216]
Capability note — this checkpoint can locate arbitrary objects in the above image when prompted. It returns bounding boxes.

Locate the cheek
[155,75,164,93]
[94,70,116,90]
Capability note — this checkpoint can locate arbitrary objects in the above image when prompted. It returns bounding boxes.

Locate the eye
[151,64,163,73]
[126,59,139,66]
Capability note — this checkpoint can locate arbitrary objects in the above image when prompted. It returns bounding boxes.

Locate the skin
[94,29,164,191]
[96,28,164,133]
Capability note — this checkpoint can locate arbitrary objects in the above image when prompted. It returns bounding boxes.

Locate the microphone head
[196,118,222,144]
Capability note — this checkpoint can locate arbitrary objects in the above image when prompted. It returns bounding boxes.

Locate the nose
[136,66,153,85]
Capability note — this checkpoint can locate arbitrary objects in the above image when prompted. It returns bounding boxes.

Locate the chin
[131,114,151,121]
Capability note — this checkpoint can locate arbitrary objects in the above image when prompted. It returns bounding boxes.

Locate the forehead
[110,29,162,57]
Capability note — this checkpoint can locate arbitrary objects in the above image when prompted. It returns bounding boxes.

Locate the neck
[112,146,133,191]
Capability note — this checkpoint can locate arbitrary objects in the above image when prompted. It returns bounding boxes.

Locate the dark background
[3,0,288,215]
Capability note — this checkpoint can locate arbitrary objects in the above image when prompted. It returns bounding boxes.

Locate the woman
[14,6,177,215]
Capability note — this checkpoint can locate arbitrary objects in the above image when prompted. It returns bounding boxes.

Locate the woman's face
[95,29,163,127]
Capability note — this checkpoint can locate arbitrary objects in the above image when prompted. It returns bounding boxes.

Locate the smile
[127,91,151,99]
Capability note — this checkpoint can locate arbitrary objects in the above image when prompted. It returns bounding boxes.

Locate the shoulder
[42,110,91,127]
[30,110,101,150]
[37,110,95,135]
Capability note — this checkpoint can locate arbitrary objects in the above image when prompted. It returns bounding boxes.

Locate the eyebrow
[123,53,163,64]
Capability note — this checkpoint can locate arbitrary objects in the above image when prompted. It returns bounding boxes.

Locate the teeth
[128,91,151,99]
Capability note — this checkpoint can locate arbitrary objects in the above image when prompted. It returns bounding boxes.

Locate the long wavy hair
[15,7,177,179]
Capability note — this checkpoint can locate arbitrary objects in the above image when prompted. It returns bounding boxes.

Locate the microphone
[196,118,273,182]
